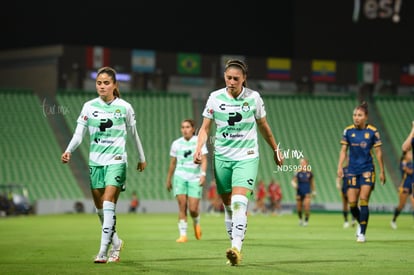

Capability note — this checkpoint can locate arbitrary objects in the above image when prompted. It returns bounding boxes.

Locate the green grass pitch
[0,212,413,274]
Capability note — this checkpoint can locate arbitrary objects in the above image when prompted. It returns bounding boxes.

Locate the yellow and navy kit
[340,124,382,175]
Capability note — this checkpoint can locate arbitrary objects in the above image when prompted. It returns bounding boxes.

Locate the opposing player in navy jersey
[390,150,414,229]
[402,121,414,158]
[336,162,356,228]
[291,158,316,226]
[337,101,385,243]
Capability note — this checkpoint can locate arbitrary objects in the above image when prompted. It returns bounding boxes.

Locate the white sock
[224,204,233,240]
[231,195,248,251]
[192,215,200,226]
[97,207,120,248]
[178,219,187,236]
[98,201,116,255]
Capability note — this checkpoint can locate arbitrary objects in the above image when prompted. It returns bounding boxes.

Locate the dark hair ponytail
[356,101,368,115]
[224,59,248,87]
[97,66,121,98]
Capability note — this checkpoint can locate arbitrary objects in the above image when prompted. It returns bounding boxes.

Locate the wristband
[201,171,206,176]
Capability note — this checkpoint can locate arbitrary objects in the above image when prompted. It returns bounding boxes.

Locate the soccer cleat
[303,221,308,227]
[94,254,108,264]
[226,247,241,266]
[390,221,397,230]
[108,239,124,263]
[356,234,366,243]
[298,220,303,226]
[194,224,202,240]
[343,221,350,229]
[176,236,188,243]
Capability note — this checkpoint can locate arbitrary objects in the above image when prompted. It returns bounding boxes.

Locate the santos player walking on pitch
[166,119,208,242]
[61,66,147,263]
[194,59,283,266]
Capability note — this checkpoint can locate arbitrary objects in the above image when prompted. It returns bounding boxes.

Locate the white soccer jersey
[170,135,208,181]
[202,87,266,161]
[76,97,136,166]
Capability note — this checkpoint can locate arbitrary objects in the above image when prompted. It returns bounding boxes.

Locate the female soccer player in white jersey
[193,59,283,266]
[166,119,208,243]
[61,66,147,263]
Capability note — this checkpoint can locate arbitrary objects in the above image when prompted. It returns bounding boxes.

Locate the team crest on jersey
[242,102,250,112]
[364,133,370,139]
[114,109,122,119]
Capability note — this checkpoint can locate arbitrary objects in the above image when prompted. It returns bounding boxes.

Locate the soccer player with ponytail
[61,66,146,263]
[194,59,283,265]
[337,101,385,243]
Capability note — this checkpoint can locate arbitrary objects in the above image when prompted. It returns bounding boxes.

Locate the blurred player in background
[391,122,414,229]
[252,179,267,215]
[291,158,315,226]
[336,160,356,228]
[166,119,208,243]
[129,191,139,213]
[207,179,223,214]
[268,179,282,215]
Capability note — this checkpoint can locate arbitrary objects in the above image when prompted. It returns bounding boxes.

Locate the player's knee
[231,194,248,214]
[349,202,357,208]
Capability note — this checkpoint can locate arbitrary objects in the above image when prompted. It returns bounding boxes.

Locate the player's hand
[335,178,341,190]
[380,172,386,185]
[274,149,283,167]
[194,151,202,164]
[337,169,343,179]
[137,161,147,172]
[166,181,172,192]
[61,152,71,163]
[199,175,206,187]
